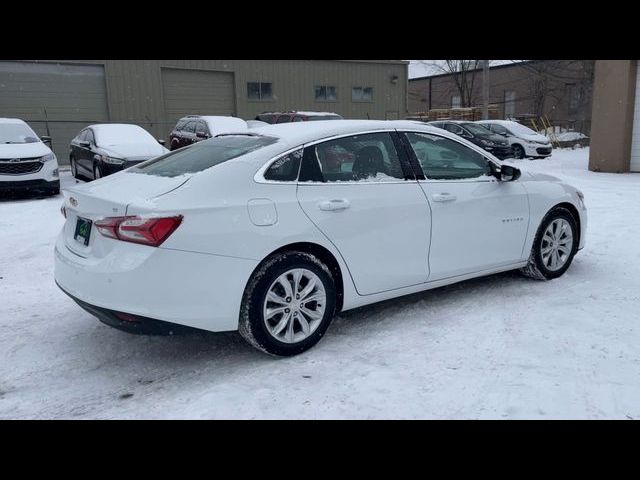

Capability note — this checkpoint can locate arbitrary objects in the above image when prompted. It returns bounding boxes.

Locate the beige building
[0,60,408,164]
[588,60,640,173]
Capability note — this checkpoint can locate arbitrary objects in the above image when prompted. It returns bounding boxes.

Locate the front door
[296,131,432,295]
[400,130,529,280]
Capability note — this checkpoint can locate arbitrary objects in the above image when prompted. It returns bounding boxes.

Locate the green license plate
[74,217,92,246]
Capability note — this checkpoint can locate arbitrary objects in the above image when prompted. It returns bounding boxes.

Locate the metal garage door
[161,68,235,132]
[0,61,108,164]
[630,61,640,172]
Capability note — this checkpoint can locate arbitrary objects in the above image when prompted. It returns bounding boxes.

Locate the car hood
[0,141,51,159]
[518,169,562,183]
[518,133,550,143]
[99,143,168,160]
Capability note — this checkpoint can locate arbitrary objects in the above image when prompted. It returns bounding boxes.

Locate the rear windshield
[132,135,278,177]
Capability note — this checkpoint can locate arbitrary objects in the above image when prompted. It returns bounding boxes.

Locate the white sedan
[54,120,587,356]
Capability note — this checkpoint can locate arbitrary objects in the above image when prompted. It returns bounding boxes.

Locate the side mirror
[41,135,52,147]
[78,140,91,148]
[196,131,208,139]
[489,162,520,181]
[500,164,521,182]
[158,139,166,146]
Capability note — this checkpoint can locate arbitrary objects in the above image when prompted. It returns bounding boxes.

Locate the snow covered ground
[1,147,639,419]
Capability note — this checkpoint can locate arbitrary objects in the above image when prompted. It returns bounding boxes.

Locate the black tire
[512,144,525,159]
[239,251,337,356]
[520,207,578,280]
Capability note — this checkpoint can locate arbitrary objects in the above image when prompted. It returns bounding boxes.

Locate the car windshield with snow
[54,120,587,356]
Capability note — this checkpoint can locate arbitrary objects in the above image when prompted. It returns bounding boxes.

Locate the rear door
[296,130,432,295]
[400,130,529,280]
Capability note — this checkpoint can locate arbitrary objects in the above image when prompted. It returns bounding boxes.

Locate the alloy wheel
[541,218,574,271]
[263,268,327,344]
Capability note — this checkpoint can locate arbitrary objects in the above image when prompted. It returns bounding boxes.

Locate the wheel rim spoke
[264,267,327,344]
[540,218,574,272]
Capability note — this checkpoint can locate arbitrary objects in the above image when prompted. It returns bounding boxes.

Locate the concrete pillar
[588,60,637,173]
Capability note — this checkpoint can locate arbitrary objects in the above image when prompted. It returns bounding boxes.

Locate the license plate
[74,217,92,246]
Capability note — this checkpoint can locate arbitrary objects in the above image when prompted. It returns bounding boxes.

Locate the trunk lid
[62,171,190,257]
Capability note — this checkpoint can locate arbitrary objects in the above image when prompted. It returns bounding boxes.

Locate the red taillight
[94,215,183,247]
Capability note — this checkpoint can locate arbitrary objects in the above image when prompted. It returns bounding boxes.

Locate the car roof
[0,118,28,125]
[231,120,452,146]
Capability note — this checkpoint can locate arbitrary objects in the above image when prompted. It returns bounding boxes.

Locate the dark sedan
[427,121,513,159]
[69,124,168,180]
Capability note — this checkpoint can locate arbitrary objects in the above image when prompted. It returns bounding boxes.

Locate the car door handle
[431,193,457,202]
[318,199,351,211]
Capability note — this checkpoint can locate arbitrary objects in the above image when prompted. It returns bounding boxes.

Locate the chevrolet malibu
[54,120,587,356]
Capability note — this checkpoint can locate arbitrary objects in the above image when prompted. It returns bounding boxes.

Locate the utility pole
[482,60,490,120]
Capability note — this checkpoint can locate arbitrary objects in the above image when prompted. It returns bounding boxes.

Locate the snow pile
[1,148,640,419]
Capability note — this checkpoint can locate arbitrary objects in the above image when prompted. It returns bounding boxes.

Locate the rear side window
[299,132,406,183]
[133,135,278,177]
[264,150,303,181]
[276,115,291,123]
[175,120,187,131]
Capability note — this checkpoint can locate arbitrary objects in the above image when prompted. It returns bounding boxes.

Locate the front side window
[299,132,405,183]
[276,115,291,123]
[85,129,95,144]
[490,124,509,135]
[195,121,208,136]
[404,131,491,180]
[315,85,337,101]
[352,86,373,102]
[133,135,278,178]
[264,149,303,181]
[247,82,273,101]
[183,121,196,134]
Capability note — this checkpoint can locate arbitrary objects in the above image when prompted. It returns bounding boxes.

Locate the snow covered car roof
[88,124,159,146]
[0,118,29,125]
[221,119,454,148]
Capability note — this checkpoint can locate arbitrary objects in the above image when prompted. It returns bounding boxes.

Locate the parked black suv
[427,120,513,159]
[168,116,248,150]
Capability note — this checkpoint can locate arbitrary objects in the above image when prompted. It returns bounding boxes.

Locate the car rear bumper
[54,231,258,333]
[57,282,199,335]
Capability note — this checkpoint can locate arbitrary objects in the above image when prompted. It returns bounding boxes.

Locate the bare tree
[418,60,484,107]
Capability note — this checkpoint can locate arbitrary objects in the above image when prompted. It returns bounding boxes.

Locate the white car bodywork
[477,120,553,158]
[0,118,59,190]
[54,120,587,334]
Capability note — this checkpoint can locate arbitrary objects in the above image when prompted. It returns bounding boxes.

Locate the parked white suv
[0,118,60,195]
[477,120,553,159]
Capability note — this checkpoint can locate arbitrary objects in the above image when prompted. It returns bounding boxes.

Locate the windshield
[506,122,538,136]
[132,135,278,177]
[94,125,157,147]
[0,123,40,144]
[460,123,493,136]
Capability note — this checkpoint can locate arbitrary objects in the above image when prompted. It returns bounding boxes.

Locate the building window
[247,82,273,101]
[504,90,516,119]
[451,95,461,108]
[315,85,337,101]
[352,86,373,102]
